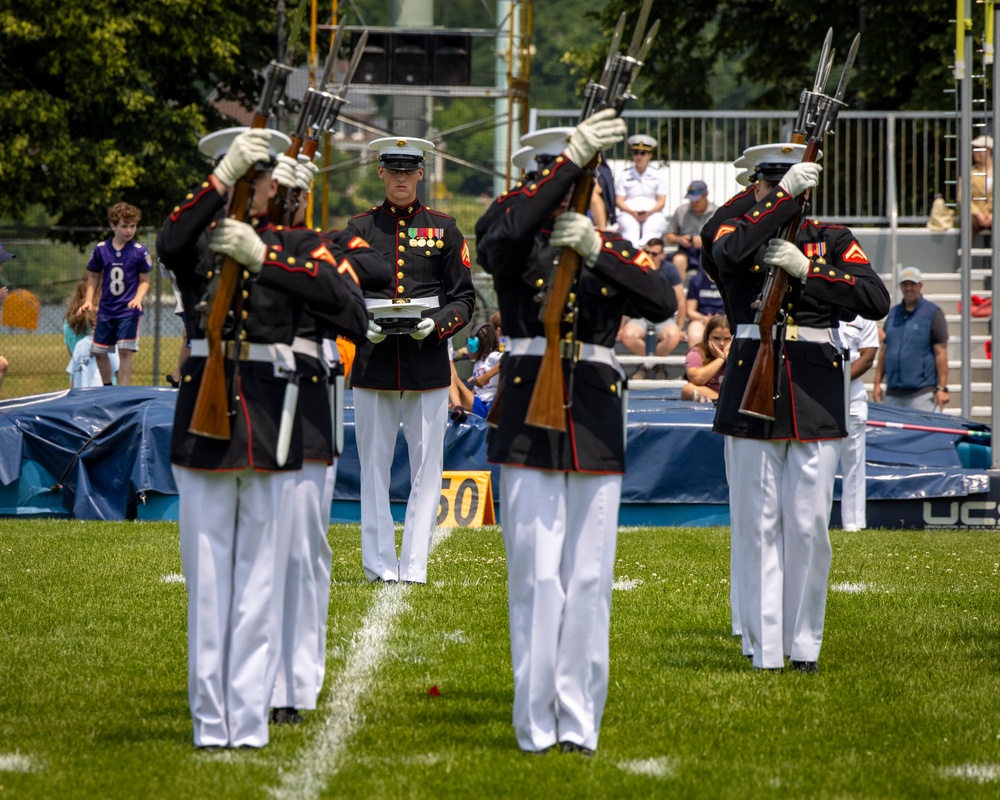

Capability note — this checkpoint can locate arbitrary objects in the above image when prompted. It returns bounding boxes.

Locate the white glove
[778,162,822,198]
[208,219,266,272]
[410,318,436,340]
[294,159,319,192]
[550,212,603,267]
[212,129,282,187]
[366,320,386,344]
[272,153,299,190]
[564,108,628,167]
[764,239,810,280]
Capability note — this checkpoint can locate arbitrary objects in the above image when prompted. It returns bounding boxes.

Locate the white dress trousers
[840,415,867,531]
[727,437,840,669]
[723,436,745,644]
[500,466,621,752]
[173,465,296,748]
[271,459,337,711]
[355,386,449,583]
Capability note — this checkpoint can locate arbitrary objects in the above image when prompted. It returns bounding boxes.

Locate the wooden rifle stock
[189,112,269,439]
[738,138,820,420]
[524,156,597,432]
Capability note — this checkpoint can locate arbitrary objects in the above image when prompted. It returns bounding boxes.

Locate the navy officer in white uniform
[614,133,668,247]
[478,112,675,754]
[711,143,889,672]
[345,136,476,584]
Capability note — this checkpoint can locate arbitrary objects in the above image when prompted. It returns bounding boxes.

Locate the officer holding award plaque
[345,136,476,584]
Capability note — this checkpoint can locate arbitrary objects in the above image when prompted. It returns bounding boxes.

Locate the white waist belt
[364,297,441,309]
[291,336,323,359]
[507,336,622,373]
[735,323,841,346]
[189,339,294,368]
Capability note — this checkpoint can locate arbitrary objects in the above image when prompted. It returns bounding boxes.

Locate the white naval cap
[370,136,434,171]
[518,126,574,169]
[511,145,538,174]
[198,126,291,165]
[734,142,822,183]
[628,133,657,151]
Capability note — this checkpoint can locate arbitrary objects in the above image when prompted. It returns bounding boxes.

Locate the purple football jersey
[86,239,152,319]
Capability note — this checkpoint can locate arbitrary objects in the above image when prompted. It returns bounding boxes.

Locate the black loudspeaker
[356,32,389,84]
[391,33,429,85]
[431,33,471,86]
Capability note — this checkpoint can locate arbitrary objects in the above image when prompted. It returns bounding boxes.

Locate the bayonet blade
[600,13,627,86]
[338,29,368,95]
[812,27,833,93]
[319,16,349,89]
[636,19,660,66]
[627,0,654,59]
[832,33,861,103]
[284,0,309,65]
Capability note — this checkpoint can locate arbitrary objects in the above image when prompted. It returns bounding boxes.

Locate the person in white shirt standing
[614,134,668,248]
[837,316,879,531]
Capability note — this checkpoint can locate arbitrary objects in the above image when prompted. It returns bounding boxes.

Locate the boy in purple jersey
[79,202,151,385]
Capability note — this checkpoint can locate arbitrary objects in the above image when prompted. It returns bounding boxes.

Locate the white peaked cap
[198,126,291,162]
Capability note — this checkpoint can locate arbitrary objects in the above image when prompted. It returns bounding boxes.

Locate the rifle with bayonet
[188,0,306,439]
[283,27,368,227]
[738,31,860,421]
[270,16,349,225]
[524,1,659,431]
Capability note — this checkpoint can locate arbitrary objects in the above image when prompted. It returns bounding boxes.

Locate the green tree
[575,0,966,111]
[0,1,282,240]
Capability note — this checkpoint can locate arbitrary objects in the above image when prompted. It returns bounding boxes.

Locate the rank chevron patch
[842,241,869,264]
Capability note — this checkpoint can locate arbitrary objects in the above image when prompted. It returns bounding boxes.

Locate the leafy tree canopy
[0,0,281,239]
[573,0,968,111]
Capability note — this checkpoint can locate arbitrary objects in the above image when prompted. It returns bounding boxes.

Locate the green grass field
[1,520,999,799]
[0,333,185,397]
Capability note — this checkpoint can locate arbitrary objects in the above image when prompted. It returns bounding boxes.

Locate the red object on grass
[427,685,441,697]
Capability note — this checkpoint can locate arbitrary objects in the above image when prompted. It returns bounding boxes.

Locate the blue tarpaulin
[0,386,991,522]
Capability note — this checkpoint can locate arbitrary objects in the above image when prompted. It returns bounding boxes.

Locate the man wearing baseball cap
[873,266,949,412]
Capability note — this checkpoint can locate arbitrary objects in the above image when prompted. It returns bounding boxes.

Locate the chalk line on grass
[160,572,185,584]
[0,752,37,772]
[269,527,453,800]
[616,756,677,778]
[941,763,1000,783]
[614,577,644,591]
[830,581,872,594]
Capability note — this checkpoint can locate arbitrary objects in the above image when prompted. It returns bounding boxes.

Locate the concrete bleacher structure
[626,227,994,423]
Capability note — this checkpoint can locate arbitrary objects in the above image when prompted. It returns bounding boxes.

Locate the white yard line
[0,752,36,772]
[941,763,1000,783]
[616,755,677,778]
[269,527,453,800]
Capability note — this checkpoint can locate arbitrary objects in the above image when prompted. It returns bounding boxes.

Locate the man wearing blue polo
[873,266,950,413]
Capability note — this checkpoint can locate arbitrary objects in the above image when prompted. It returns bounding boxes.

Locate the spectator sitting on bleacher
[872,266,949,413]
[685,264,725,348]
[665,180,718,279]
[619,238,685,379]
[681,315,731,402]
[449,322,502,422]
[970,135,992,236]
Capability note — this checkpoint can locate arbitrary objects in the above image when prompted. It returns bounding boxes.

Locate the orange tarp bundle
[1,289,41,330]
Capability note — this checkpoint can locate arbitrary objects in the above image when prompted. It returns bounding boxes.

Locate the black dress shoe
[271,707,303,725]
[791,660,819,673]
[559,742,594,756]
[523,744,557,756]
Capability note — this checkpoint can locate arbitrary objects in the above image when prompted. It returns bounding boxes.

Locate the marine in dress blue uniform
[156,127,368,748]
[345,136,476,584]
[478,114,675,754]
[710,143,890,672]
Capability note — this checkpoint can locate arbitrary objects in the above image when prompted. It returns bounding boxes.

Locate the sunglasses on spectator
[632,149,652,156]
[643,248,663,257]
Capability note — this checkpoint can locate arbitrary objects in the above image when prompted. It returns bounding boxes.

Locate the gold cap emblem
[397,139,407,147]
